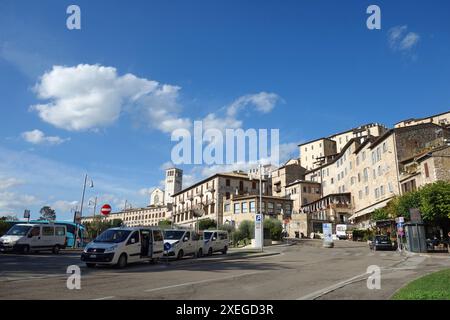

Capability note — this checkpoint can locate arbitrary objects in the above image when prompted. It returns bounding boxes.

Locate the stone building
[301,193,353,235]
[394,110,450,129]
[271,159,306,197]
[171,171,271,229]
[299,123,388,170]
[304,122,449,228]
[284,180,322,237]
[222,194,293,229]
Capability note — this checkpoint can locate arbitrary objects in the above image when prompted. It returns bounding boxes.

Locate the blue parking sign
[256,214,261,222]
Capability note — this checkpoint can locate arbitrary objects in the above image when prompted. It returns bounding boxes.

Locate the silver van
[81,227,164,268]
[0,223,67,254]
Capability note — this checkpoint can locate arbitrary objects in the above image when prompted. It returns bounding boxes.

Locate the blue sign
[256,214,262,222]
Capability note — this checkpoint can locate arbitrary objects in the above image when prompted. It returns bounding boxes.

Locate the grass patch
[392,268,450,300]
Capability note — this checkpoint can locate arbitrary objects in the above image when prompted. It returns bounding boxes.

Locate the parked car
[369,235,397,251]
[0,223,67,254]
[202,230,229,256]
[163,229,202,259]
[81,227,164,268]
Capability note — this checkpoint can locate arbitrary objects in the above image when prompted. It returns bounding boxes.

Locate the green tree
[198,218,217,230]
[264,218,283,240]
[371,208,389,221]
[39,206,56,221]
[396,191,421,220]
[238,220,254,240]
[419,181,450,222]
[0,220,11,236]
[158,219,173,229]
[0,215,18,221]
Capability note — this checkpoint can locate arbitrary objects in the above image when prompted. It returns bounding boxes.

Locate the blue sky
[0,0,449,220]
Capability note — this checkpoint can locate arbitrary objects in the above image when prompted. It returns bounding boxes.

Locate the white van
[81,227,164,268]
[0,223,67,254]
[202,230,229,255]
[163,229,202,259]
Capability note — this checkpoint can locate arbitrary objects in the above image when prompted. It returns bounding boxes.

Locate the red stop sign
[100,204,112,216]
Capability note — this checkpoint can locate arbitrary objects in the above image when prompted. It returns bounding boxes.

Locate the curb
[302,252,411,300]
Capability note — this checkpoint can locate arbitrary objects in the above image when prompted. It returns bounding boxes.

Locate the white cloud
[52,200,78,213]
[31,64,188,132]
[201,113,242,132]
[388,25,420,52]
[226,92,282,117]
[400,32,420,51]
[139,187,155,197]
[279,142,299,163]
[22,129,69,145]
[0,191,40,211]
[0,177,24,190]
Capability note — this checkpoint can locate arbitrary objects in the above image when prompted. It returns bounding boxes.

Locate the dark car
[369,235,396,251]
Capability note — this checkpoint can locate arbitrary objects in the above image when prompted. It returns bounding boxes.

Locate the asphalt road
[1,240,449,300]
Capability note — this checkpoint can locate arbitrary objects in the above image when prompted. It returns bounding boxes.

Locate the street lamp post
[259,164,264,253]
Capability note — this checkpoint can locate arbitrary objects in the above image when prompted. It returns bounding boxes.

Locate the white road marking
[92,296,115,300]
[144,271,264,293]
[297,272,369,300]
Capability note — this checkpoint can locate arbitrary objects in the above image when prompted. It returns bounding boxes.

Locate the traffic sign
[101,204,112,216]
[398,217,404,223]
[256,214,262,222]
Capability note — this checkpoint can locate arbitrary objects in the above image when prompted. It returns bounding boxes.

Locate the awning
[349,198,392,221]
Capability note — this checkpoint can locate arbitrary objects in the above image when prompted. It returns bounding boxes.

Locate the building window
[378,165,382,176]
[331,178,334,184]
[383,142,387,153]
[234,203,240,214]
[388,182,394,193]
[365,186,369,196]
[359,190,363,199]
[276,203,282,214]
[363,168,369,182]
[226,192,230,200]
[380,185,385,196]
[362,151,366,161]
[250,201,256,213]
[375,188,380,198]
[252,181,256,189]
[226,179,230,186]
[268,202,274,214]
[242,202,248,213]
[424,163,430,178]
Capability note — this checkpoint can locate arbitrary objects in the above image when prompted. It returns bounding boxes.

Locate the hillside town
[82,110,450,240]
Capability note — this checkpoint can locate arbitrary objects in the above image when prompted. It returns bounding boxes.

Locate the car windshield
[94,229,131,243]
[6,225,32,236]
[164,230,185,240]
[203,232,213,240]
[376,236,389,241]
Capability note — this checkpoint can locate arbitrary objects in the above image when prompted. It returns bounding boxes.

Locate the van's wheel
[197,248,203,258]
[222,246,228,254]
[22,245,30,254]
[117,253,127,268]
[86,263,96,268]
[52,245,60,254]
[208,247,213,256]
[177,250,184,260]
